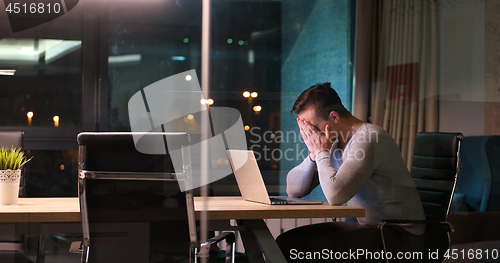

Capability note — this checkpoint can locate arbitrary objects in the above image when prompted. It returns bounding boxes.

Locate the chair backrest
[77,132,197,263]
[411,132,463,222]
[455,136,500,212]
[0,131,23,149]
[77,132,189,173]
[485,136,500,211]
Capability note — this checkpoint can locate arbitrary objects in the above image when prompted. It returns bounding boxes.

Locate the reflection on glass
[106,0,203,131]
[0,38,82,127]
[0,39,81,65]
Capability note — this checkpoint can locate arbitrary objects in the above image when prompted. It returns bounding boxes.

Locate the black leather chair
[0,131,23,148]
[379,132,463,263]
[0,131,33,263]
[74,132,235,263]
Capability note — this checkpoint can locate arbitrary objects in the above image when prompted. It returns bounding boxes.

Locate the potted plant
[0,147,32,205]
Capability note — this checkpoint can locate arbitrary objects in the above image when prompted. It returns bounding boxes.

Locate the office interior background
[0,0,498,224]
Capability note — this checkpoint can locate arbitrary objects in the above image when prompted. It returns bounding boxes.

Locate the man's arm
[316,130,380,205]
[286,156,320,197]
[286,117,328,197]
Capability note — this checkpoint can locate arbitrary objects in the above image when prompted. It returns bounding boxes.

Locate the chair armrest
[198,232,236,258]
[69,241,83,254]
[378,220,455,233]
[205,232,236,245]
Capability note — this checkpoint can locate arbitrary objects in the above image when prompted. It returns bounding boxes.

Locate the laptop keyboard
[270,197,296,204]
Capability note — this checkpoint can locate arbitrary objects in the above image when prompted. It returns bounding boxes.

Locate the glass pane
[0,38,82,127]
[24,149,78,197]
[107,0,202,130]
[104,0,354,198]
[209,0,282,195]
[210,0,354,198]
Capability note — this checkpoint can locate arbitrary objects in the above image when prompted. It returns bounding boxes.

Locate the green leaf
[0,146,32,170]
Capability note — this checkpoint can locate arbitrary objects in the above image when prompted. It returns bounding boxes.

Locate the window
[0,38,82,127]
[0,0,354,197]
[0,3,94,196]
[101,0,354,198]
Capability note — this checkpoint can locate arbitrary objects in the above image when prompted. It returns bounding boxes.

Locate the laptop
[227,149,323,205]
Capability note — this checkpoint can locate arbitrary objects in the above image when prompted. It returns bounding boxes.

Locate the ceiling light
[108,54,141,64]
[0,69,15,75]
[19,47,38,55]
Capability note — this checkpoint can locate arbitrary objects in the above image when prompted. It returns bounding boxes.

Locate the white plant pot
[0,169,21,205]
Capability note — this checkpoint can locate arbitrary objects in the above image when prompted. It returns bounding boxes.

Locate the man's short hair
[291,82,350,120]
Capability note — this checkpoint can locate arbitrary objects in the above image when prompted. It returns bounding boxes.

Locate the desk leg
[36,234,45,263]
[239,219,287,263]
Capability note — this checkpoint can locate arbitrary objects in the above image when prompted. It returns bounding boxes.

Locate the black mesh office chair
[379,132,463,263]
[74,132,235,263]
[0,131,33,263]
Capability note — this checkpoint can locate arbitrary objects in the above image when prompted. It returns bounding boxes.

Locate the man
[276,83,425,262]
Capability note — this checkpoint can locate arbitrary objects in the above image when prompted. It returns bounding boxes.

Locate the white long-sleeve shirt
[286,123,425,235]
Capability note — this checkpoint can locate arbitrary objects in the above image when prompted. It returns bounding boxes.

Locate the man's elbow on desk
[286,188,303,198]
[286,177,313,198]
[286,184,311,198]
[323,189,352,206]
[287,188,347,206]
[325,197,348,206]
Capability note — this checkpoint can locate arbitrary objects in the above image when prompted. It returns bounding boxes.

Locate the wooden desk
[194,196,365,263]
[1,196,364,222]
[0,198,80,263]
[1,197,365,263]
[0,198,80,223]
[194,196,364,219]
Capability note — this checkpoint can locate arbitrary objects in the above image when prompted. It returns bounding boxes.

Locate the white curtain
[356,0,439,168]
